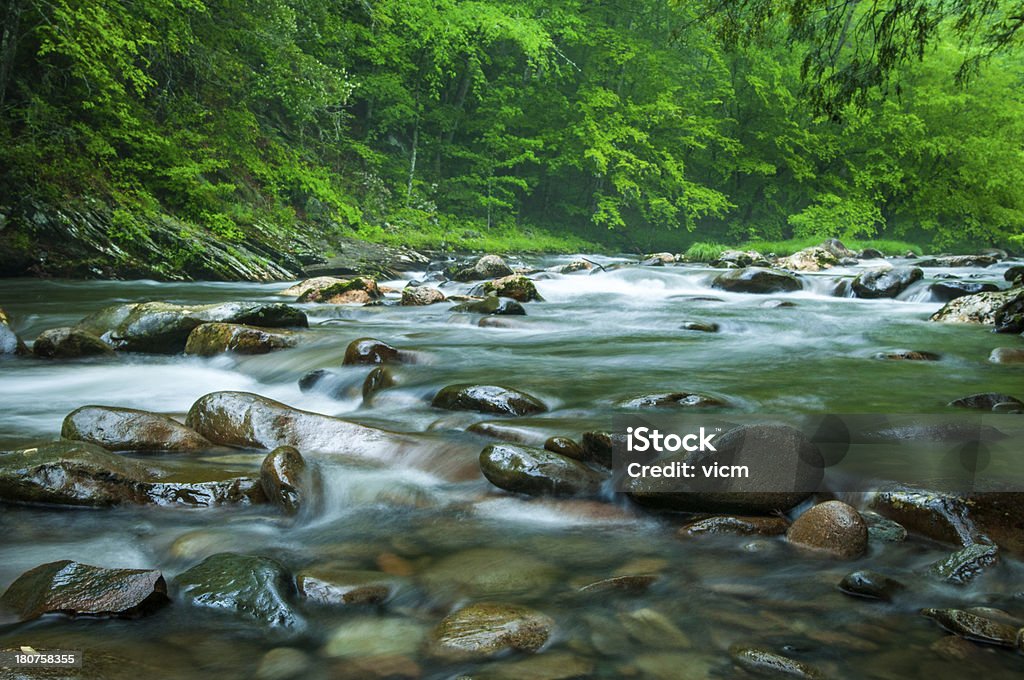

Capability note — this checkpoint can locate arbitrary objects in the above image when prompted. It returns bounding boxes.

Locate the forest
[1,0,1023,258]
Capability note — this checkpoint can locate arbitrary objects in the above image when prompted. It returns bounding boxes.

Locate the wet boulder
[618,392,728,408]
[450,255,515,282]
[930,289,1023,325]
[260,446,308,515]
[426,602,553,661]
[480,274,543,302]
[837,570,904,601]
[297,567,399,606]
[362,366,396,403]
[712,250,768,268]
[678,515,789,538]
[174,553,300,629]
[432,384,547,416]
[786,501,868,559]
[343,337,405,365]
[859,248,885,259]
[851,267,923,298]
[922,608,1019,648]
[1004,265,1024,284]
[279,276,348,298]
[184,323,298,356]
[580,431,622,468]
[873,349,940,361]
[32,327,113,359]
[480,444,606,497]
[680,321,719,332]
[0,441,264,507]
[400,286,445,306]
[931,543,999,585]
[297,277,381,304]
[821,238,857,259]
[0,560,168,621]
[915,255,998,268]
[544,436,584,460]
[869,486,1024,556]
[928,281,999,303]
[640,252,675,266]
[553,260,594,274]
[994,290,1024,332]
[419,547,558,599]
[990,347,1024,364]
[75,301,307,354]
[185,391,409,460]
[776,247,838,272]
[625,424,824,514]
[61,405,211,452]
[948,393,1023,411]
[711,267,802,294]
[0,306,28,355]
[450,296,526,315]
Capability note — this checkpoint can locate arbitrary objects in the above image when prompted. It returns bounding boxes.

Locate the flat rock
[678,515,789,537]
[922,608,1019,647]
[174,553,300,629]
[432,384,547,416]
[729,646,824,679]
[184,322,298,356]
[62,405,211,452]
[930,543,999,585]
[711,267,802,294]
[297,567,399,606]
[480,443,606,497]
[1,560,168,621]
[930,289,1023,325]
[426,602,553,661]
[32,327,113,358]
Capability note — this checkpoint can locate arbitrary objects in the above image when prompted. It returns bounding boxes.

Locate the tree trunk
[0,0,26,109]
[406,123,418,205]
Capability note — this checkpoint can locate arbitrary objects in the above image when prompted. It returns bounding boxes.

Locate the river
[1,255,1022,679]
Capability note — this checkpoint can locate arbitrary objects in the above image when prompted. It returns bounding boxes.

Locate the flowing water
[1,257,1023,679]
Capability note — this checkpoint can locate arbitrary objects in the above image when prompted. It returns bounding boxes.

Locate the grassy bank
[682,238,924,262]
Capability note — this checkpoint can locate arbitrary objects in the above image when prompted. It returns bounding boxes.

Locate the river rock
[1005,265,1024,283]
[859,247,885,259]
[851,267,923,298]
[175,553,300,629]
[678,515,789,537]
[481,274,543,302]
[0,560,168,621]
[994,291,1024,332]
[869,486,1024,556]
[419,548,558,598]
[185,391,407,459]
[450,295,526,315]
[75,301,307,353]
[837,570,904,601]
[989,347,1024,363]
[544,436,584,460]
[480,444,605,497]
[711,267,802,294]
[712,250,768,268]
[787,501,868,559]
[930,543,999,585]
[641,252,676,266]
[400,286,445,306]
[578,574,659,595]
[462,652,594,680]
[874,349,940,361]
[297,276,381,304]
[680,321,719,332]
[729,646,824,679]
[254,648,313,680]
[450,255,515,282]
[618,392,728,408]
[776,247,838,272]
[426,602,553,661]
[61,405,211,452]
[184,323,298,356]
[555,260,594,274]
[821,238,857,259]
[362,366,396,403]
[32,327,113,358]
[297,369,353,398]
[260,446,307,515]
[432,384,547,416]
[922,608,1019,647]
[324,617,427,658]
[580,431,618,468]
[928,281,999,302]
[0,440,264,507]
[296,567,398,605]
[949,393,1024,411]
[0,306,28,355]
[279,276,347,298]
[930,289,1024,325]
[343,337,404,365]
[625,424,824,514]
[915,255,998,268]
[862,511,908,542]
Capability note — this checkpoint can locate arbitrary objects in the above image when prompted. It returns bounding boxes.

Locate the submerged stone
[174,553,300,629]
[426,602,553,661]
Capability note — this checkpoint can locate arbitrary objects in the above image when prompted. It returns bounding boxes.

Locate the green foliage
[0,0,1020,259]
[739,237,922,257]
[684,242,727,262]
